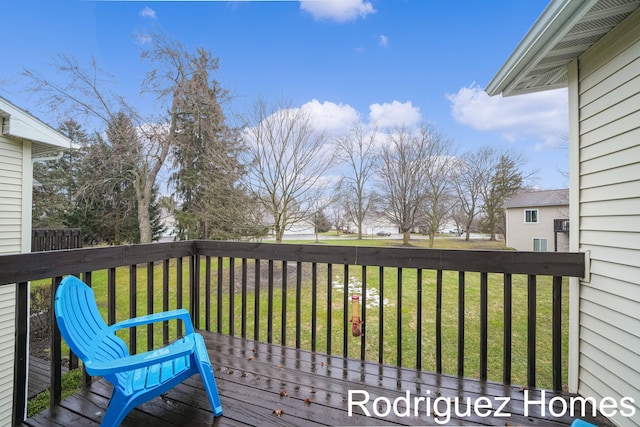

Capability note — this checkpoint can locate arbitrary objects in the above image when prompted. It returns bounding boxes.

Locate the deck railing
[0,240,585,425]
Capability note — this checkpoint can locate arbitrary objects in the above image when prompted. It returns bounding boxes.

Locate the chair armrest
[85,337,195,376]
[109,309,195,334]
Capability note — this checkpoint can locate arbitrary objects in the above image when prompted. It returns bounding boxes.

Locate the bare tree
[418,130,457,247]
[23,54,164,243]
[377,125,435,246]
[243,97,332,243]
[23,35,228,243]
[452,147,497,241]
[335,124,378,239]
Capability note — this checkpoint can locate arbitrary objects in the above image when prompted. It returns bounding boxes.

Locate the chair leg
[193,334,223,417]
[100,390,135,427]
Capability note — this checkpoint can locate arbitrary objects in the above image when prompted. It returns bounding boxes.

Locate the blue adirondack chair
[54,275,223,426]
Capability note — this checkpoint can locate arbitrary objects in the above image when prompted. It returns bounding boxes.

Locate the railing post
[146,263,154,350]
[552,276,563,390]
[50,277,63,408]
[457,271,465,377]
[129,265,137,354]
[12,282,28,426]
[480,272,488,381]
[82,272,93,387]
[527,275,537,388]
[503,273,513,385]
[190,253,200,329]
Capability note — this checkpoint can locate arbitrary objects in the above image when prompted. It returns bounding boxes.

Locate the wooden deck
[28,356,68,399]
[22,331,613,426]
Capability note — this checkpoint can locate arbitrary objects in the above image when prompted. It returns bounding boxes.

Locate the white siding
[576,9,640,427]
[0,136,21,425]
[505,205,569,252]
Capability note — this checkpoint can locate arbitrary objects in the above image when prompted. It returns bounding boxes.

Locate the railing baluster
[343,264,349,358]
[12,281,28,426]
[177,257,183,337]
[436,270,442,373]
[327,263,332,355]
[552,275,562,391]
[397,267,403,367]
[217,256,223,334]
[205,256,211,332]
[311,262,317,352]
[129,265,137,354]
[379,266,384,364]
[229,257,235,336]
[50,276,63,407]
[416,269,422,370]
[528,274,537,387]
[163,259,170,345]
[146,263,154,350]
[254,259,261,341]
[241,258,248,339]
[295,261,302,349]
[458,271,465,377]
[108,267,116,326]
[480,272,488,381]
[361,265,367,361]
[82,272,93,387]
[281,260,287,345]
[268,259,274,344]
[191,253,200,330]
[503,273,512,384]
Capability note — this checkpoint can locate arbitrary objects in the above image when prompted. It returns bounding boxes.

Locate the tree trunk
[428,232,435,248]
[135,175,153,244]
[402,231,410,246]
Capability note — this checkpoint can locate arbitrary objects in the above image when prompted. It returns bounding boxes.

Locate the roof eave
[486,0,598,97]
[0,96,74,151]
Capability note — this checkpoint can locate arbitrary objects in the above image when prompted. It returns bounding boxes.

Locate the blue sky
[1,0,569,189]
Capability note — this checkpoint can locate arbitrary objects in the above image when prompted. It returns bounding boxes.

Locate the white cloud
[448,84,568,150]
[140,7,156,19]
[379,35,389,47]
[301,99,361,137]
[369,101,422,129]
[133,32,152,45]
[300,0,375,22]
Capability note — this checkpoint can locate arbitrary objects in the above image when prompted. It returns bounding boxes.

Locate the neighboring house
[504,189,569,252]
[487,1,640,426]
[0,96,72,425]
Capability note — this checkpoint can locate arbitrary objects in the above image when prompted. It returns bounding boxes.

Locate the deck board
[22,331,614,426]
[28,356,68,399]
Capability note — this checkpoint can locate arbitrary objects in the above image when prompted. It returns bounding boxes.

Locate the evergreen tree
[480,154,524,240]
[32,120,86,228]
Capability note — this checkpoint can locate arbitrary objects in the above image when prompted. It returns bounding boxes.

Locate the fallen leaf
[518,385,529,392]
[320,362,325,367]
[304,398,312,405]
[280,390,288,397]
[252,348,257,353]
[248,356,254,361]
[273,409,284,417]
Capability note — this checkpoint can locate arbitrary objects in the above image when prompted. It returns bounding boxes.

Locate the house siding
[577,8,640,427]
[505,205,569,252]
[0,136,22,425]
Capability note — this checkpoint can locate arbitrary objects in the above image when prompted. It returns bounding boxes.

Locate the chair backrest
[54,276,129,367]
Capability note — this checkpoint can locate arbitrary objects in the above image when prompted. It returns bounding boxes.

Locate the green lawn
[31,237,568,401]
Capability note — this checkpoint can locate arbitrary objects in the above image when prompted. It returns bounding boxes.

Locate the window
[533,238,548,252]
[525,209,538,223]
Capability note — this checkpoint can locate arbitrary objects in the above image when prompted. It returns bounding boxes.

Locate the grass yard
[30,237,568,400]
